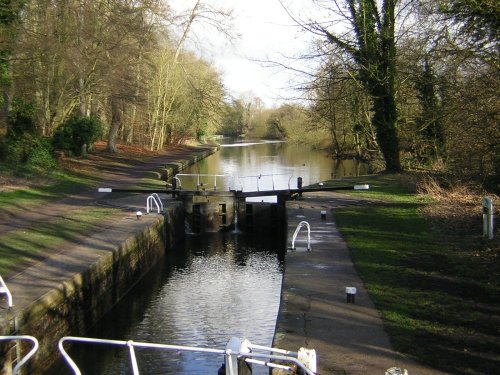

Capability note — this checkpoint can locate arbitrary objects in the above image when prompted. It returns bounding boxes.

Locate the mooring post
[297,177,303,198]
[483,196,494,239]
[346,286,357,303]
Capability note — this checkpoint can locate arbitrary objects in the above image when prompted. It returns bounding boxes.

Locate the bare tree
[146,0,234,150]
[282,0,401,171]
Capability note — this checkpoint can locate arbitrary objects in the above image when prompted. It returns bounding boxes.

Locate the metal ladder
[291,221,312,251]
[146,193,163,214]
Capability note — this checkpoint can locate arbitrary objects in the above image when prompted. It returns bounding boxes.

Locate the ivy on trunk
[314,0,401,171]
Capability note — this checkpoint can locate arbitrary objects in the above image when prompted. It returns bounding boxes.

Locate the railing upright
[291,221,312,251]
[0,275,13,308]
[151,193,163,211]
[0,336,39,375]
[146,195,161,214]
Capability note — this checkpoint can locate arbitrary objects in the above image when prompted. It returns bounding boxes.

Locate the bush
[26,138,57,173]
[52,116,103,156]
[2,98,57,174]
[6,99,37,139]
[5,134,56,173]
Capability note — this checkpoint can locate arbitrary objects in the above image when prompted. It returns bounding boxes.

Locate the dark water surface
[50,233,285,375]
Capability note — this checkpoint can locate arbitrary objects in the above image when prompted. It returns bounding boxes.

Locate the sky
[169,0,317,107]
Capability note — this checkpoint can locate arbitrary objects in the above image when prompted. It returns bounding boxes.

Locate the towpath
[274,191,450,375]
[0,144,217,277]
[0,144,216,236]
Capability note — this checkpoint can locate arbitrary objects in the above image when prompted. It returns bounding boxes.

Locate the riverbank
[0,142,219,276]
[301,175,499,375]
[0,143,218,373]
[274,192,449,375]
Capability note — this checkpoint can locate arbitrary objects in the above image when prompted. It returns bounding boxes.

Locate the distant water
[181,138,369,201]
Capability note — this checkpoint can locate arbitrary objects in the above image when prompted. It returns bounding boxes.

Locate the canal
[49,139,368,374]
[180,139,369,200]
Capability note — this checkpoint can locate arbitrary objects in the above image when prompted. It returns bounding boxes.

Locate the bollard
[483,197,494,240]
[297,177,303,198]
[136,211,142,220]
[298,348,317,373]
[321,210,327,220]
[346,287,356,303]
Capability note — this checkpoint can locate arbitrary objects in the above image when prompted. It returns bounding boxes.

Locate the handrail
[291,221,311,251]
[146,195,161,214]
[151,193,163,211]
[172,176,182,189]
[238,172,293,192]
[0,336,39,375]
[0,275,13,308]
[175,173,229,191]
[58,336,317,375]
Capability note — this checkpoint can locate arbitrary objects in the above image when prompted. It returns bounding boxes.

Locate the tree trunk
[373,94,400,171]
[1,83,10,131]
[107,97,121,153]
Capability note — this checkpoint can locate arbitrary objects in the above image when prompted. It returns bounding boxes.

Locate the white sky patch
[168,0,317,107]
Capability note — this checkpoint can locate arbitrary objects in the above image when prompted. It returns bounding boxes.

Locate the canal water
[50,139,368,374]
[180,139,369,201]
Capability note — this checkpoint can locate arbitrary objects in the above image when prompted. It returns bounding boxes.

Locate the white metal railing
[146,194,163,214]
[236,173,294,192]
[0,336,39,375]
[58,336,317,375]
[151,193,163,211]
[172,176,182,189]
[175,173,229,191]
[291,221,311,251]
[0,275,13,308]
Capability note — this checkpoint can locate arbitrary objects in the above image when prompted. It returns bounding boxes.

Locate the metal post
[297,177,303,197]
[225,337,252,375]
[346,286,357,303]
[483,197,494,239]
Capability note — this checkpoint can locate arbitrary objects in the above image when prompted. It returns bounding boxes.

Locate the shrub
[52,116,103,156]
[6,99,37,139]
[26,138,57,173]
[5,134,56,173]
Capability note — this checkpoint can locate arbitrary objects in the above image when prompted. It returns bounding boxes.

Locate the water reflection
[51,233,284,375]
[182,139,369,195]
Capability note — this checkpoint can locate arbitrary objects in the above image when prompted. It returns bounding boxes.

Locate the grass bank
[0,207,118,276]
[0,142,209,277]
[320,174,499,375]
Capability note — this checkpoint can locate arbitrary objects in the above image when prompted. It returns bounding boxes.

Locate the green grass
[0,207,117,276]
[311,172,426,203]
[328,173,500,375]
[0,170,97,211]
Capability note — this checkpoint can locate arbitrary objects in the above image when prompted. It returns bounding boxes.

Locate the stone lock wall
[0,204,185,374]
